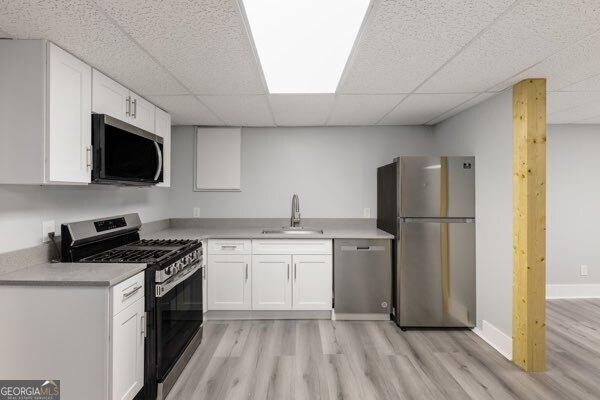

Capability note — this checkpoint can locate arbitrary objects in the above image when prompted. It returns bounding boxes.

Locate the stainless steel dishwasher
[333,239,392,320]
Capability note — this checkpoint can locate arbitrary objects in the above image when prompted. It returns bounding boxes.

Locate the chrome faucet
[291,194,301,227]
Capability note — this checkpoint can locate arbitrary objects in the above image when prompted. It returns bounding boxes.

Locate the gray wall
[548,124,600,285]
[170,125,435,218]
[433,90,513,335]
[0,185,170,253]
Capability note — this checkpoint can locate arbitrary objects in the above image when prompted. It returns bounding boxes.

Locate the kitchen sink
[262,227,324,235]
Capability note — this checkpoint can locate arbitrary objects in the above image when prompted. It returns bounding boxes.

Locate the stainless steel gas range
[61,214,202,400]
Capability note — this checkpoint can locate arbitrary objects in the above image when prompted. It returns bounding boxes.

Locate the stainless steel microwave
[92,114,163,185]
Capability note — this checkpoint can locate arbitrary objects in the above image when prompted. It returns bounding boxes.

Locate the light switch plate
[581,265,589,277]
[363,208,371,218]
[42,220,55,242]
[193,207,201,218]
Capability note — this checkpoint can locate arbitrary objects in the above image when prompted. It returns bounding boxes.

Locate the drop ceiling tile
[96,0,266,95]
[148,95,223,126]
[0,0,187,95]
[198,95,274,126]
[548,101,600,124]
[327,95,406,125]
[427,92,495,125]
[488,30,600,92]
[379,93,476,125]
[547,92,600,114]
[269,95,335,126]
[338,0,514,94]
[418,0,600,93]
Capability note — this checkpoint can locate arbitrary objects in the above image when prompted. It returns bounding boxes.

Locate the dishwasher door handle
[340,245,385,252]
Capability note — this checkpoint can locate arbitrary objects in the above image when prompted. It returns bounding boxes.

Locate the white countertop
[0,262,146,287]
[144,226,394,240]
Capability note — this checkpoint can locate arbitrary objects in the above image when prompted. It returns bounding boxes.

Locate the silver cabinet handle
[126,96,131,117]
[221,245,237,250]
[132,98,137,118]
[294,263,297,281]
[287,264,290,280]
[202,265,206,280]
[141,312,146,338]
[245,263,248,281]
[85,146,92,168]
[123,285,142,300]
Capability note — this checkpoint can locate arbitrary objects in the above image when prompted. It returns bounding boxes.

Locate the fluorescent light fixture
[242,0,370,93]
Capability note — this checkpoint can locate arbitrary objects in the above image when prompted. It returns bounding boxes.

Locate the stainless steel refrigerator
[377,156,475,328]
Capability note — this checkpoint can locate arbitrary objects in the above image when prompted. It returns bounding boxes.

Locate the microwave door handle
[153,141,163,181]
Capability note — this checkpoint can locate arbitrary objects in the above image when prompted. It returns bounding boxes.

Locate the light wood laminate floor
[167,299,600,400]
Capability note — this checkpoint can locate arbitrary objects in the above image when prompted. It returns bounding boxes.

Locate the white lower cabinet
[111,297,144,400]
[252,254,292,310]
[206,239,332,312]
[0,271,146,400]
[292,254,333,310]
[208,254,252,310]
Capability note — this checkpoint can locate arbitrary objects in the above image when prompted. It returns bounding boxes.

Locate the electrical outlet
[42,220,55,242]
[193,207,201,218]
[581,265,589,277]
[363,208,371,218]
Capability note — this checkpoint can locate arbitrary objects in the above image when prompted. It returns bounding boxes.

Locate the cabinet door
[129,93,155,133]
[208,254,251,310]
[92,69,129,121]
[155,108,171,187]
[292,255,332,310]
[252,254,292,310]
[46,42,91,183]
[111,297,144,400]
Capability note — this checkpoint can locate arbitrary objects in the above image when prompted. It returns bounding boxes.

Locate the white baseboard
[547,284,600,299]
[205,310,332,320]
[472,320,512,360]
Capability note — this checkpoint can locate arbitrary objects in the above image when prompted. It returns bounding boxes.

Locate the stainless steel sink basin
[262,227,324,235]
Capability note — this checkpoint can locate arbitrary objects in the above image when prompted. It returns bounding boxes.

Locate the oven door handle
[155,262,201,298]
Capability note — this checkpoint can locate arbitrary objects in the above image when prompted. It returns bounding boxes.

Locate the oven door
[92,114,163,185]
[155,262,203,383]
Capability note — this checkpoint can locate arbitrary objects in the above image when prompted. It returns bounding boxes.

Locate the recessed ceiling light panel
[242,0,370,93]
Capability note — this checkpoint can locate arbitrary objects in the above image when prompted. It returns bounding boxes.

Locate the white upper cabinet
[92,69,129,121]
[129,93,155,133]
[0,40,91,184]
[47,43,92,184]
[91,68,155,133]
[195,128,241,191]
[155,107,171,187]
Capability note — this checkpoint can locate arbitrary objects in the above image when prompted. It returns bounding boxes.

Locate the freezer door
[397,219,475,327]
[398,156,475,218]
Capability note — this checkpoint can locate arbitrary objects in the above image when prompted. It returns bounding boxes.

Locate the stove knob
[165,266,173,275]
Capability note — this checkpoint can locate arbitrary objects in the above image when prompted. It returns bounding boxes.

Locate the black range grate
[81,248,172,263]
[130,239,198,247]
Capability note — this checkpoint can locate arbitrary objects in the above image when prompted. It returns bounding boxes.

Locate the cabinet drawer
[252,239,332,255]
[111,272,145,316]
[208,239,252,255]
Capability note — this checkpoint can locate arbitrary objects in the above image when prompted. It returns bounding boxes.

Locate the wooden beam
[512,78,547,372]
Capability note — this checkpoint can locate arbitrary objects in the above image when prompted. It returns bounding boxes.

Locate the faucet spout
[291,194,301,227]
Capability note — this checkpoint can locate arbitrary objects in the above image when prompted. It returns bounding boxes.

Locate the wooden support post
[512,78,546,372]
